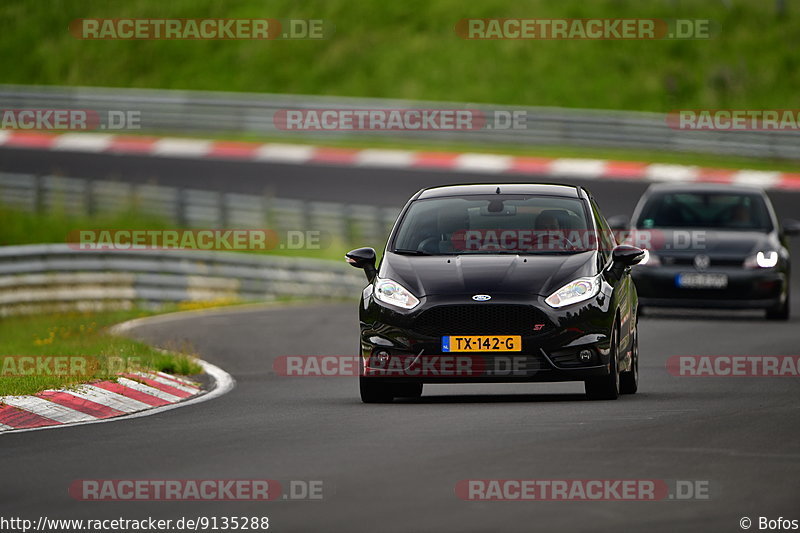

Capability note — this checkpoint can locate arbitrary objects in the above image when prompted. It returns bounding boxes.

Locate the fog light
[374,350,390,366]
[579,350,593,362]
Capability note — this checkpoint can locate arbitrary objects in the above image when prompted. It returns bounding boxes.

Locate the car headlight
[744,251,779,269]
[545,275,601,308]
[374,278,420,309]
[638,249,661,267]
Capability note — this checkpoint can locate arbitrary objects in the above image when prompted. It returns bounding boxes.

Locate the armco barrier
[0,244,367,316]
[1,84,798,159]
[0,172,400,248]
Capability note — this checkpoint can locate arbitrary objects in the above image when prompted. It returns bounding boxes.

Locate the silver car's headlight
[374,278,420,310]
[744,251,779,269]
[545,275,601,308]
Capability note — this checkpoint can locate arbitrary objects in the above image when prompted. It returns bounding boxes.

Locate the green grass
[0,309,202,396]
[0,204,355,261]
[0,205,175,247]
[1,0,797,112]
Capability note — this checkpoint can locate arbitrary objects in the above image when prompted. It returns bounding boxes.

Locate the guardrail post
[177,188,189,227]
[34,174,44,213]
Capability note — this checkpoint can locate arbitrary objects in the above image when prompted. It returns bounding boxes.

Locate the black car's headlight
[744,251,779,269]
[374,277,420,310]
[545,275,601,308]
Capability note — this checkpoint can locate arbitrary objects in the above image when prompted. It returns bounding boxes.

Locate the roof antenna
[495,186,501,194]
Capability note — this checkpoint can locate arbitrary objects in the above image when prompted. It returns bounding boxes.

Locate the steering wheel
[417,236,441,254]
[536,232,576,251]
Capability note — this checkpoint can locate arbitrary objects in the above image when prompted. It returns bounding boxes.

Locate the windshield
[391,195,592,255]
[635,192,772,231]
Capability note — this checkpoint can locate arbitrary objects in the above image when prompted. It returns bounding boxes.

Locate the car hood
[642,229,776,256]
[379,252,598,297]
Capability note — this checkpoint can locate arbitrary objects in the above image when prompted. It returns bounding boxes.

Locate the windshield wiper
[392,249,432,255]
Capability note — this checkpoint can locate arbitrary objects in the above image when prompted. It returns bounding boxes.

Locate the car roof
[644,182,766,195]
[415,183,584,200]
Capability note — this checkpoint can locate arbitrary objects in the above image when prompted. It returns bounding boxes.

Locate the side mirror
[782,218,800,237]
[345,247,377,282]
[612,244,645,268]
[607,215,630,231]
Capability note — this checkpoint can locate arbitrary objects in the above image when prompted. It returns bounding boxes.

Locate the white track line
[129,372,200,394]
[645,163,699,182]
[549,158,607,178]
[1,359,234,435]
[0,396,96,423]
[732,170,782,188]
[455,153,513,173]
[155,371,199,387]
[53,133,113,152]
[153,138,213,157]
[116,377,183,403]
[254,143,315,162]
[355,149,416,167]
[66,384,153,412]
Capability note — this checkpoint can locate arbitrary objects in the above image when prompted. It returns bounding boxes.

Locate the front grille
[413,304,548,336]
[661,256,744,268]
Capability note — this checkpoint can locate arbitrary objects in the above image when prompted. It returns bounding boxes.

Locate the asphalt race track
[1,147,799,532]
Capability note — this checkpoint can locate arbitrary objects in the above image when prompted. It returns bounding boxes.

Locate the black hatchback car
[613,183,799,320]
[346,184,644,403]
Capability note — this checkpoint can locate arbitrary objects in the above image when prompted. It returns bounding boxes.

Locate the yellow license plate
[442,335,522,352]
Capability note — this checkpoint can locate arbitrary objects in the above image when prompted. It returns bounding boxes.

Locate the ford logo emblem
[472,294,492,301]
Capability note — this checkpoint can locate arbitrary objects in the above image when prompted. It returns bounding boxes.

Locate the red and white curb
[0,359,234,435]
[1,130,799,191]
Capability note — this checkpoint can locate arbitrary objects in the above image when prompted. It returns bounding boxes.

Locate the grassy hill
[1,0,797,111]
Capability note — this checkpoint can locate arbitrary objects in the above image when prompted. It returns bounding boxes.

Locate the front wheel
[766,289,790,321]
[585,328,620,401]
[393,382,423,399]
[360,377,394,403]
[620,321,638,395]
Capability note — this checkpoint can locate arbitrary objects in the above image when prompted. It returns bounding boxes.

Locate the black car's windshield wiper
[465,249,583,255]
[392,249,432,255]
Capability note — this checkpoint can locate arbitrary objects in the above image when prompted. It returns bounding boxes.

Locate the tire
[766,290,790,321]
[620,321,638,395]
[360,377,394,403]
[585,327,620,401]
[393,382,423,399]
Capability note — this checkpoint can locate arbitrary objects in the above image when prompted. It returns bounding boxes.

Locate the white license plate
[676,273,728,289]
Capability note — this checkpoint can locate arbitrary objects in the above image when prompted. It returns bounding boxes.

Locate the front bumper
[358,293,616,383]
[632,267,786,310]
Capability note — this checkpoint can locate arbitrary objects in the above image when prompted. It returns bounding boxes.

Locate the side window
[590,199,616,262]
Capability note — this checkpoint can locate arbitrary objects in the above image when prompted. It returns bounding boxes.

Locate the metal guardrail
[0,172,400,248]
[0,172,388,315]
[0,244,367,316]
[1,84,798,159]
